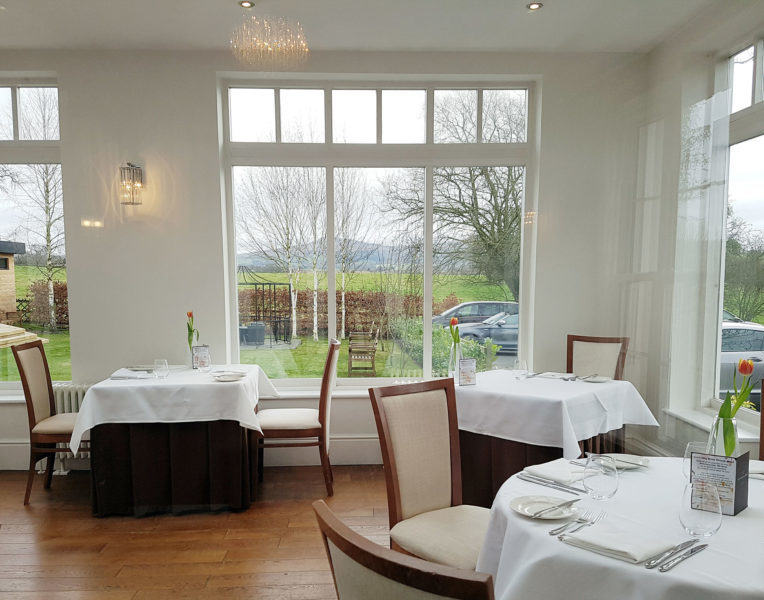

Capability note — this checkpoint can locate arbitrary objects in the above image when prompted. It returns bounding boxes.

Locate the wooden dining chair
[12,339,85,505]
[566,334,630,380]
[313,499,494,600]
[256,339,340,496]
[368,379,491,571]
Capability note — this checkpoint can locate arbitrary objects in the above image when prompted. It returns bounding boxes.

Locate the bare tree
[299,168,326,342]
[380,91,526,300]
[335,169,373,338]
[725,208,764,321]
[7,88,64,328]
[236,167,305,339]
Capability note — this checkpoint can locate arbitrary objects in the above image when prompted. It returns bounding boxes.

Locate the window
[730,43,763,114]
[0,258,8,270]
[225,82,533,381]
[0,84,68,383]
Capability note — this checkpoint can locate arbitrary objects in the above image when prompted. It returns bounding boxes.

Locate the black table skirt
[90,420,255,517]
[460,428,625,508]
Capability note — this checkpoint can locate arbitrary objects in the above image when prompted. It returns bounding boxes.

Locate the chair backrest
[369,379,462,527]
[319,339,341,453]
[11,340,55,432]
[567,335,629,380]
[313,500,494,600]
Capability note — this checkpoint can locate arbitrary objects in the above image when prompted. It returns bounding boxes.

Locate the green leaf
[723,418,736,456]
[718,393,733,419]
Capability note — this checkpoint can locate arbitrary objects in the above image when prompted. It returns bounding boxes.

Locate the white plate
[509,495,578,520]
[212,371,247,382]
[582,375,611,383]
[601,453,650,469]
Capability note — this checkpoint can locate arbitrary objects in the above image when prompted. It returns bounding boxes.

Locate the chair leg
[318,441,333,497]
[44,453,55,489]
[257,440,264,483]
[24,454,37,505]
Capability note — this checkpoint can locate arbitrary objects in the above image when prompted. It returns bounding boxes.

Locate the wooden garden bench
[348,328,379,376]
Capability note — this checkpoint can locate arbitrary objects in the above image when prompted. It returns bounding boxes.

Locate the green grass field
[0,326,71,382]
[13,265,67,299]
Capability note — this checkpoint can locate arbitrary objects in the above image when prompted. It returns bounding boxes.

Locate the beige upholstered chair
[368,379,491,571]
[12,339,85,505]
[313,499,494,600]
[257,339,340,496]
[566,334,630,380]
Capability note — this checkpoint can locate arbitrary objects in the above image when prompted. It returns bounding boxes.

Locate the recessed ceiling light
[527,2,543,10]
[239,1,254,7]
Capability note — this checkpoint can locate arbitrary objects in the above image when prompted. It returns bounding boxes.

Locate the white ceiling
[0,0,720,53]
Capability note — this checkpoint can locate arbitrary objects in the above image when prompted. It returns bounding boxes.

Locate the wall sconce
[120,162,143,205]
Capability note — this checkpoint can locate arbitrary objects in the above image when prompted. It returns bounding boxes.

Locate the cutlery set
[516,473,586,495]
[644,539,708,572]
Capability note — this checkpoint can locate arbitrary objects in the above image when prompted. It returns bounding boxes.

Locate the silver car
[720,321,763,411]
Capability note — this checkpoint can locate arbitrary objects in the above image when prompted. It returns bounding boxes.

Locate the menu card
[690,451,749,516]
[458,358,477,386]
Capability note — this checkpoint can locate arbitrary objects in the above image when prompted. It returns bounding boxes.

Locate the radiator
[51,383,91,466]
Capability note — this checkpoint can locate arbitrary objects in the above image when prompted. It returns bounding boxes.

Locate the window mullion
[274,88,282,143]
[754,40,764,105]
[376,89,382,144]
[477,89,483,144]
[11,86,19,141]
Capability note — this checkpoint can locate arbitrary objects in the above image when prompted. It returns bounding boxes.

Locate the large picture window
[0,84,68,383]
[226,81,533,380]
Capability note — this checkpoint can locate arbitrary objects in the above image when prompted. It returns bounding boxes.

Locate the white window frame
[221,75,538,386]
[0,78,62,392]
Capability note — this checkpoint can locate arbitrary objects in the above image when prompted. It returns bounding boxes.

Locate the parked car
[720,321,763,411]
[433,301,518,326]
[722,309,743,322]
[458,311,518,353]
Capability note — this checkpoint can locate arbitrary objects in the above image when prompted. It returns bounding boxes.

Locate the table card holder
[690,451,749,516]
[458,358,477,386]
[192,344,211,371]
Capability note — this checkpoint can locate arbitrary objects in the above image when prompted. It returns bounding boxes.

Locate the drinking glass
[513,358,528,379]
[153,359,170,379]
[683,441,709,480]
[583,454,619,500]
[679,481,722,537]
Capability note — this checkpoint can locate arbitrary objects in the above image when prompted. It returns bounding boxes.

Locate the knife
[644,539,698,569]
[519,473,587,494]
[517,473,581,496]
[530,498,580,518]
[658,544,708,572]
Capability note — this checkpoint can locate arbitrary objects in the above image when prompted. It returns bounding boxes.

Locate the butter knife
[658,544,708,572]
[644,539,698,569]
[516,473,581,496]
[530,498,580,518]
[519,473,586,494]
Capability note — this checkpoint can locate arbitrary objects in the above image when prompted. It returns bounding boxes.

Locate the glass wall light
[120,162,143,205]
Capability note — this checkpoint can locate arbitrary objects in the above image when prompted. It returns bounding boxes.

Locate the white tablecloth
[455,370,658,458]
[478,457,764,600]
[69,364,278,454]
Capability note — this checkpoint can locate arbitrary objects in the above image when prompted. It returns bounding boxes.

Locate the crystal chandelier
[231,15,310,70]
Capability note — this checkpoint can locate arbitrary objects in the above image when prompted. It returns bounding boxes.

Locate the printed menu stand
[690,451,749,516]
[458,358,477,386]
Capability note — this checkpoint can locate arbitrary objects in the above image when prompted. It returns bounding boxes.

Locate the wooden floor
[0,465,389,599]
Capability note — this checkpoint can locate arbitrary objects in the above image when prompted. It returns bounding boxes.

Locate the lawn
[13,265,67,299]
[240,337,422,379]
[0,326,71,382]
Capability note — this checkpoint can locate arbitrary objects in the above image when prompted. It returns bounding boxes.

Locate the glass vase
[448,342,462,379]
[707,416,739,457]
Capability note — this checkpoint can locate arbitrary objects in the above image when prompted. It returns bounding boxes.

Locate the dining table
[478,456,764,600]
[70,364,277,517]
[455,369,659,507]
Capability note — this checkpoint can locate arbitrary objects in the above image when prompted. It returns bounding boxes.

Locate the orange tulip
[187,311,193,319]
[450,317,458,327]
[738,359,754,377]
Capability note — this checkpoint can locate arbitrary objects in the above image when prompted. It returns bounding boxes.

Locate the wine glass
[583,454,619,500]
[683,441,709,480]
[513,358,528,379]
[153,359,170,379]
[679,481,722,537]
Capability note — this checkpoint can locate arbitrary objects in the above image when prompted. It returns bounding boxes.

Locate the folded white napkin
[110,368,154,380]
[750,460,764,480]
[561,521,680,563]
[524,458,585,484]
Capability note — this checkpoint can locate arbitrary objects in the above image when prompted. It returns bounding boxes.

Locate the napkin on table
[523,458,585,484]
[561,520,681,563]
[110,368,155,380]
[750,459,764,480]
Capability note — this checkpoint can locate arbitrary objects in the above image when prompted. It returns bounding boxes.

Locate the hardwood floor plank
[0,465,388,600]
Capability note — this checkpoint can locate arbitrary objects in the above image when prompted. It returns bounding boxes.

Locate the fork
[557,511,605,539]
[548,510,592,536]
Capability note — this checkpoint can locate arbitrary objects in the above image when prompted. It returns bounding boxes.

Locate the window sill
[0,393,25,404]
[664,407,760,443]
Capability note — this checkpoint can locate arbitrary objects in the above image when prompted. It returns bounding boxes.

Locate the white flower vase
[707,416,740,457]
